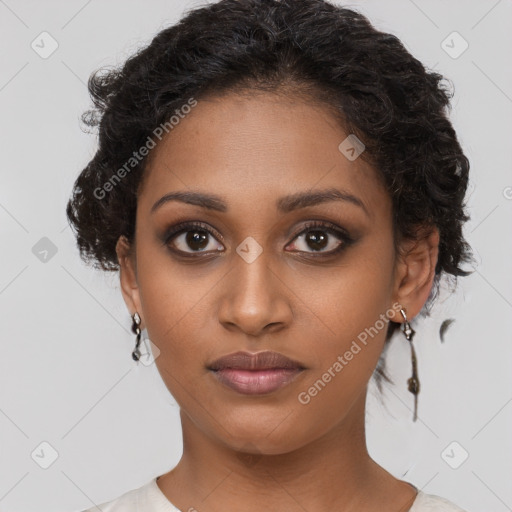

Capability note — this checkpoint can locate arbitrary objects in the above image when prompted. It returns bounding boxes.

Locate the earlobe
[393,226,440,319]
[116,235,144,327]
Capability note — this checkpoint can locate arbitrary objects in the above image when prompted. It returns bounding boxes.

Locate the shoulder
[80,483,142,512]
[79,478,180,512]
[410,490,468,512]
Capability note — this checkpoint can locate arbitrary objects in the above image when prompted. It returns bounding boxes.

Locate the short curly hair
[66,0,474,393]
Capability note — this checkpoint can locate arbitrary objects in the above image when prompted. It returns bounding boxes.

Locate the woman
[67,0,474,510]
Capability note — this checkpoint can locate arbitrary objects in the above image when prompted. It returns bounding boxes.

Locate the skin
[116,91,440,512]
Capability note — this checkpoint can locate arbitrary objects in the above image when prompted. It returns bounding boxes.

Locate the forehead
[139,92,390,220]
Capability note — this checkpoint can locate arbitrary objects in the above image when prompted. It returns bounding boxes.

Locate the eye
[286,220,353,255]
[163,222,224,255]
[162,220,354,258]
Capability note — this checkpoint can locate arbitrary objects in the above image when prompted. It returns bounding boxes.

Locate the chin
[215,419,314,456]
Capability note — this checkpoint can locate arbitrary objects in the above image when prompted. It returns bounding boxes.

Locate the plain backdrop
[1,1,511,511]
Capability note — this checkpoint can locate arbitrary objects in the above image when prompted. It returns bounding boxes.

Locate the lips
[208,350,305,371]
[207,351,306,395]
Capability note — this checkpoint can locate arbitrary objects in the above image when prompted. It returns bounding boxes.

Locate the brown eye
[164,222,224,254]
[286,221,353,255]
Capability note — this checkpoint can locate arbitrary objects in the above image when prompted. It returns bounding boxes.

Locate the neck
[157,389,417,511]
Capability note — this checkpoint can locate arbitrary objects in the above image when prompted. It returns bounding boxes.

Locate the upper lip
[208,350,305,371]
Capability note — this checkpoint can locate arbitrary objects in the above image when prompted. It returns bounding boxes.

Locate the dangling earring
[400,308,420,422]
[131,312,142,361]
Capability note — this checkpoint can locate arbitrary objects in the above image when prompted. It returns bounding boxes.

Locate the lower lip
[210,368,303,395]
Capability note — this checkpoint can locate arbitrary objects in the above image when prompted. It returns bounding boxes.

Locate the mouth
[207,350,306,395]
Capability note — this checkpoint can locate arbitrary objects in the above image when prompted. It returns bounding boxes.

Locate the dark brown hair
[66,0,475,392]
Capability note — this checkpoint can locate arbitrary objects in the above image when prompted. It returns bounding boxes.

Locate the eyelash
[162,220,354,258]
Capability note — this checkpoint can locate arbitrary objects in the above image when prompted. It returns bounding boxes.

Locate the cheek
[135,247,223,402]
[288,239,396,414]
[136,239,214,340]
[299,236,396,339]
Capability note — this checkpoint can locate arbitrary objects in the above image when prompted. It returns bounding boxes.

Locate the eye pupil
[306,230,328,251]
[186,230,208,250]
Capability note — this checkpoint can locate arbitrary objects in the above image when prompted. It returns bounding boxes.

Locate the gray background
[1,1,511,511]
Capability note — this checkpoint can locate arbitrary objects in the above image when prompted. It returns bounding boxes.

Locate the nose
[217,249,293,337]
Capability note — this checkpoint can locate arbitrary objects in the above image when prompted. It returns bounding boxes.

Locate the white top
[81,477,468,511]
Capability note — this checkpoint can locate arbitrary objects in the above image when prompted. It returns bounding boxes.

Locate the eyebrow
[150,187,369,217]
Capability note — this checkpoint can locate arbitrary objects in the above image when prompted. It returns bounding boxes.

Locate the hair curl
[66,0,475,394]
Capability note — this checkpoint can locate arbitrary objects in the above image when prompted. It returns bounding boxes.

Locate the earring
[131,312,142,361]
[400,308,420,422]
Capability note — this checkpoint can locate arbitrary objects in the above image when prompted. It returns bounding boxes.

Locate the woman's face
[118,92,418,454]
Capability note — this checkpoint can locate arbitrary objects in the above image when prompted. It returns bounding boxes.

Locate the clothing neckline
[151,477,421,511]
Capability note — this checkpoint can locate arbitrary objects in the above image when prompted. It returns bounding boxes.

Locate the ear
[116,235,145,330]
[392,226,440,320]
